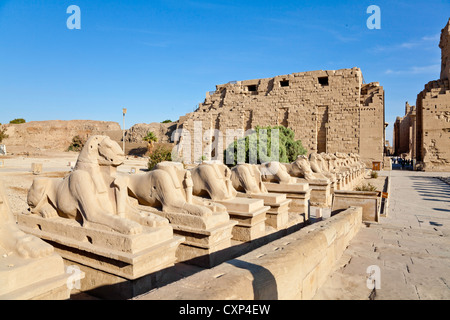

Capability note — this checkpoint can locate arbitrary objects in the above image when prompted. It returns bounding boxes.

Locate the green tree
[9,118,26,124]
[161,120,172,123]
[0,126,8,143]
[143,131,158,153]
[224,125,306,167]
[67,135,85,152]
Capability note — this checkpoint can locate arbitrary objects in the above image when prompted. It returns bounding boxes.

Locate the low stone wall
[136,206,363,300]
[332,191,380,222]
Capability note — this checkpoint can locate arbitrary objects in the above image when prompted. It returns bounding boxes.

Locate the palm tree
[143,131,158,153]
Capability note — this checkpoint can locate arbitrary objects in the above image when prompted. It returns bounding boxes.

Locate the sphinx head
[80,135,125,167]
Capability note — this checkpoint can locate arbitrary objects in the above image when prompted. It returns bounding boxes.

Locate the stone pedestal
[263,182,310,224]
[295,178,332,207]
[141,205,237,268]
[334,174,342,191]
[17,213,184,299]
[216,198,269,242]
[237,192,291,230]
[329,179,337,194]
[332,190,380,222]
[0,249,72,300]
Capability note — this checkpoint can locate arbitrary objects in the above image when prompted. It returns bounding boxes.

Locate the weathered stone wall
[1,120,178,155]
[416,79,450,171]
[415,19,450,171]
[440,19,450,81]
[2,120,122,153]
[359,82,385,163]
[124,122,177,144]
[393,102,416,157]
[176,68,385,164]
[136,206,363,300]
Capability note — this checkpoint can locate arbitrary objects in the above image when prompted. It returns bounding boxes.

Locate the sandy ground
[0,151,149,214]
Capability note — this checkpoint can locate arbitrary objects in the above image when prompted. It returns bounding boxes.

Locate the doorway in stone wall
[317,106,328,153]
[278,107,289,127]
[244,110,253,131]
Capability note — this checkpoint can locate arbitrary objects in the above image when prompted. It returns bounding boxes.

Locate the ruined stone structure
[2,120,122,153]
[175,68,385,165]
[414,19,450,171]
[393,102,416,157]
[441,19,450,82]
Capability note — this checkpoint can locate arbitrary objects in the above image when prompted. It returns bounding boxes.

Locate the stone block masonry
[441,18,450,81]
[175,68,385,165]
[415,78,450,171]
[414,18,450,171]
[393,102,416,158]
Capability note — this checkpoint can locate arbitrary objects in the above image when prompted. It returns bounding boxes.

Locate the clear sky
[0,0,449,144]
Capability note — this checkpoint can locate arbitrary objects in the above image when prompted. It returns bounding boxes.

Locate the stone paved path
[314,170,450,300]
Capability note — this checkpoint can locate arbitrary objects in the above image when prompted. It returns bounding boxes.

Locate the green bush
[0,126,8,143]
[224,125,307,167]
[9,118,26,124]
[161,120,172,123]
[355,183,377,192]
[371,171,378,179]
[147,144,172,170]
[67,135,85,152]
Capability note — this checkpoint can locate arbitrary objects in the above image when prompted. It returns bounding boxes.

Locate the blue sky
[0,0,449,144]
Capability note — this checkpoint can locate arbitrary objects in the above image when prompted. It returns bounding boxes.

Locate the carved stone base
[296,178,332,207]
[16,213,184,299]
[171,220,237,267]
[0,249,71,300]
[237,192,291,230]
[263,182,311,222]
[137,205,237,268]
[216,198,270,242]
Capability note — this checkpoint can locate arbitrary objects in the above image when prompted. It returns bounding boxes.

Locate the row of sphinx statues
[0,135,367,299]
[24,136,364,235]
[1,136,367,257]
